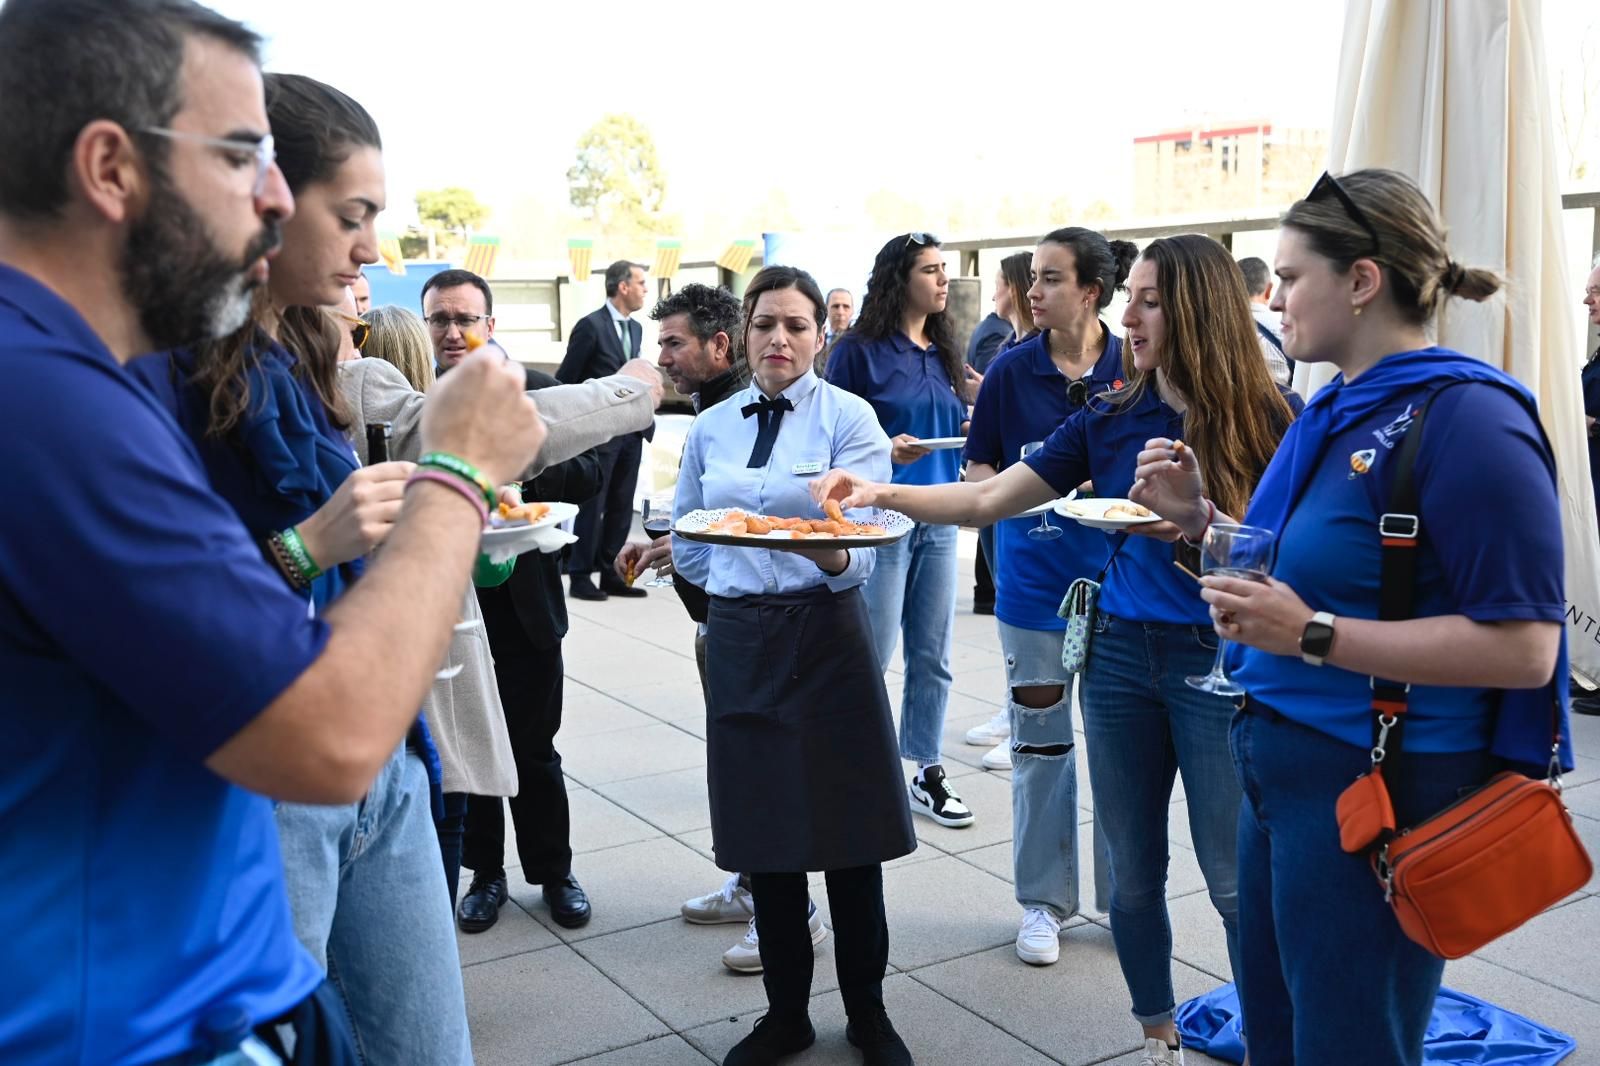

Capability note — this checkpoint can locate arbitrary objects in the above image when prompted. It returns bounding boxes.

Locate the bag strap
[1095,533,1130,583]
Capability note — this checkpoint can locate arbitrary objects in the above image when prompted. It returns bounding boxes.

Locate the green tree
[566,114,670,238]
[416,186,490,248]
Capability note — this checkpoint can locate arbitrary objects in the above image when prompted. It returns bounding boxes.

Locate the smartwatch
[1300,611,1336,666]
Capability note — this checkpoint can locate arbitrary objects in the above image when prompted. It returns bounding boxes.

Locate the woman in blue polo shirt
[827,233,975,829]
[1132,170,1569,1066]
[814,234,1299,1063]
[964,228,1135,966]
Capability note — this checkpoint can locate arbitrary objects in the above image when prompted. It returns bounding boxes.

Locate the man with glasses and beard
[0,1,545,1063]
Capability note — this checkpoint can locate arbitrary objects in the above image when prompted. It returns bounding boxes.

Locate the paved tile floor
[459,547,1600,1066]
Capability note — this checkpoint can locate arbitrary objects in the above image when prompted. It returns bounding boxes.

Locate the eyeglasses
[330,310,370,350]
[1066,378,1090,409]
[424,313,489,333]
[904,231,939,249]
[138,127,276,198]
[1305,171,1382,258]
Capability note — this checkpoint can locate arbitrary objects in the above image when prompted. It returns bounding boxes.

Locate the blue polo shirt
[1024,379,1303,625]
[0,265,324,1064]
[1235,378,1565,753]
[825,330,966,485]
[965,328,1126,630]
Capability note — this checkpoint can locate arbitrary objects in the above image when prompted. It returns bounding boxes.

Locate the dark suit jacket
[556,305,652,443]
[477,368,604,651]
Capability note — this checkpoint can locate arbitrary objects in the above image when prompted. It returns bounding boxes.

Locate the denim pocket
[1192,624,1220,652]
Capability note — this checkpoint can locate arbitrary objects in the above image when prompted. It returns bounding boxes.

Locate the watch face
[1302,619,1335,657]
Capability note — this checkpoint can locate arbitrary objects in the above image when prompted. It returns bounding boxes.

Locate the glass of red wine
[1185,522,1276,696]
[640,492,675,587]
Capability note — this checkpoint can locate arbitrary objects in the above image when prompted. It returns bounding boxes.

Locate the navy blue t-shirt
[965,328,1125,630]
[1024,379,1302,625]
[1235,381,1565,752]
[826,331,966,486]
[0,265,324,1064]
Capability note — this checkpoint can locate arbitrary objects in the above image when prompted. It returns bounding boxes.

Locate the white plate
[912,436,968,450]
[480,500,580,555]
[675,507,914,548]
[1054,497,1162,530]
[1017,490,1079,519]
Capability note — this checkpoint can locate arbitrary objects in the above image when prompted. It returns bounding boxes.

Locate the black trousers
[566,435,643,578]
[749,865,888,1020]
[462,641,571,884]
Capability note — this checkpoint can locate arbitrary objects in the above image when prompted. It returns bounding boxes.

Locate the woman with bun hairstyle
[961,228,1135,966]
[1131,169,1570,1065]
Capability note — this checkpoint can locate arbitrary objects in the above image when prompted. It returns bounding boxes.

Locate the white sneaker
[721,904,828,973]
[981,741,1012,770]
[1014,908,1062,965]
[1139,1038,1185,1065]
[681,873,754,925]
[965,709,1011,746]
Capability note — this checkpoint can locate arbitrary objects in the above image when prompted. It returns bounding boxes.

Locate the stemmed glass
[1020,442,1062,541]
[639,492,676,587]
[1186,523,1277,696]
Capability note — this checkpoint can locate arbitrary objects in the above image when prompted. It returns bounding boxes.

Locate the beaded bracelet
[417,452,497,510]
[406,468,490,524]
[279,526,323,581]
[264,532,311,592]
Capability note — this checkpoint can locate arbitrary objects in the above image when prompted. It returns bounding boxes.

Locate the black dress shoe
[972,599,995,616]
[599,577,647,598]
[569,576,608,601]
[845,1008,912,1066]
[542,874,592,928]
[457,872,507,934]
[1573,692,1600,717]
[723,1013,815,1066]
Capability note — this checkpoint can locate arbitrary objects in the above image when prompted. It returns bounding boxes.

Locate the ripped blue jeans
[1000,621,1084,921]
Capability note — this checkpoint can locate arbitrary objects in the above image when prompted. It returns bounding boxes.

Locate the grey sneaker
[721,903,828,974]
[1015,907,1062,965]
[1139,1038,1185,1065]
[681,873,754,925]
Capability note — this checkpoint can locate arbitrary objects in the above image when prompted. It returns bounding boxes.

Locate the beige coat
[338,358,655,795]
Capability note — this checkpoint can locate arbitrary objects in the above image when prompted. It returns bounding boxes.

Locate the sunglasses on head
[1306,171,1382,258]
[904,231,939,249]
[332,310,369,351]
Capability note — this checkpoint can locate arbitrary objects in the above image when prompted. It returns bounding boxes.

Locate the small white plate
[911,436,968,450]
[1055,497,1161,530]
[1017,490,1078,519]
[480,500,580,555]
[675,508,914,548]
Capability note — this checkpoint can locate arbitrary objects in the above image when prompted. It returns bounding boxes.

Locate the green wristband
[280,527,323,581]
[418,452,498,510]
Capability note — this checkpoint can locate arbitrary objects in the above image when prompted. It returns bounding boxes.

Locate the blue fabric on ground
[1176,983,1576,1065]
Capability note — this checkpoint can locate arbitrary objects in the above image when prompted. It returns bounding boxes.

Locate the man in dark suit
[557,259,653,601]
[420,269,602,931]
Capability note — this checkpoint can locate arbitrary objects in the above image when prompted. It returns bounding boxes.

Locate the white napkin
[483,522,578,565]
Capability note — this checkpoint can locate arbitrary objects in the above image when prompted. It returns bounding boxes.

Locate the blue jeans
[1230,704,1496,1065]
[1080,613,1243,1027]
[863,521,956,765]
[276,745,473,1065]
[999,621,1082,920]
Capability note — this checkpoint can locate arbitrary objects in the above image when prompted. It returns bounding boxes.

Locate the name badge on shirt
[791,460,824,475]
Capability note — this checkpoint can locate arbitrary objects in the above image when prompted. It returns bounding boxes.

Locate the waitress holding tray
[672,266,917,1066]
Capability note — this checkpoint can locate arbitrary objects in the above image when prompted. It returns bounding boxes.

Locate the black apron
[705,585,917,873]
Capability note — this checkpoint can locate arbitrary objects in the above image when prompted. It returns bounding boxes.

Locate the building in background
[1133,121,1327,217]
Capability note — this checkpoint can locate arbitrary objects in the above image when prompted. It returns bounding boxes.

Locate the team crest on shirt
[1349,448,1377,478]
[1372,404,1420,450]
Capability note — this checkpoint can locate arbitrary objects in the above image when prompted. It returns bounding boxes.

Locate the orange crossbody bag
[1331,385,1591,960]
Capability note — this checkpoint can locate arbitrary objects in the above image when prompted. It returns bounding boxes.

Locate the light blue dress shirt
[673,371,892,598]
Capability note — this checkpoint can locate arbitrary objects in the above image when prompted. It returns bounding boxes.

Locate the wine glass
[1186,523,1277,696]
[1020,442,1062,541]
[639,492,676,587]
